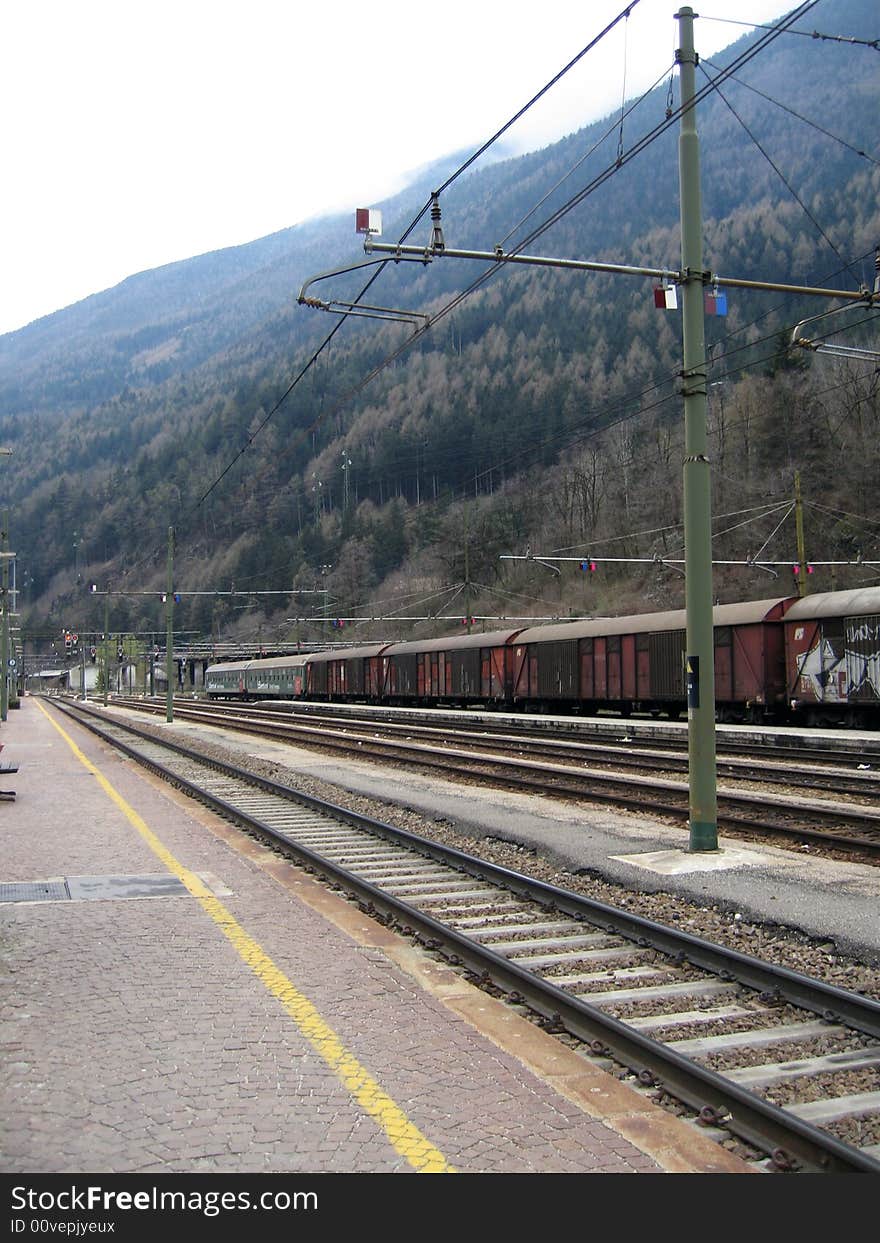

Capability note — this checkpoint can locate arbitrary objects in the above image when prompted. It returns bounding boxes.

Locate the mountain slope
[2,0,877,643]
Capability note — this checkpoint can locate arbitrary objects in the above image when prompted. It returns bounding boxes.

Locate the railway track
[52,697,880,1173]
[102,696,880,858]
[183,701,880,793]
[258,698,880,770]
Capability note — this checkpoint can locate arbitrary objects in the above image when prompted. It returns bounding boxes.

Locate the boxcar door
[714,626,733,703]
[621,633,636,700]
[579,638,594,701]
[846,613,880,704]
[512,644,529,700]
[593,637,608,700]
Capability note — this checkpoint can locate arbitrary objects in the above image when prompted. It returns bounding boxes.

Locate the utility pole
[320,564,332,644]
[341,450,352,515]
[794,471,809,598]
[166,526,175,723]
[677,6,717,852]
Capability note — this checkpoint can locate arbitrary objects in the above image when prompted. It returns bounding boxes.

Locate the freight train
[205,586,880,727]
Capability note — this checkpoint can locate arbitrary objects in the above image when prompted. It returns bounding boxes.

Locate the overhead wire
[497,64,674,250]
[701,56,879,167]
[255,6,814,506]
[696,60,847,266]
[180,16,676,537]
[120,2,836,597]
[188,1,643,516]
[261,288,877,537]
[193,0,816,526]
[699,14,880,51]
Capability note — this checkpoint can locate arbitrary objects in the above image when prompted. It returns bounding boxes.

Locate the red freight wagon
[512,598,789,718]
[381,630,523,704]
[710,599,789,719]
[304,644,389,700]
[783,587,880,726]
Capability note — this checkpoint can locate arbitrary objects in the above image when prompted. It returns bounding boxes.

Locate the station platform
[0,699,749,1176]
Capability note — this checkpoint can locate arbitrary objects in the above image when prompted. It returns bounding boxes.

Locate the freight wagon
[204,586,880,726]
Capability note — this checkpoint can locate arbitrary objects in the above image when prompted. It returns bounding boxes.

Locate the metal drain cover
[0,875,189,903]
[65,874,189,901]
[0,880,70,904]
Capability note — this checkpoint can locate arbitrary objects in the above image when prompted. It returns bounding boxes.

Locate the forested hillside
[1,0,878,652]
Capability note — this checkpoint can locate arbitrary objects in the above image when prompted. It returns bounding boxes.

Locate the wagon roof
[205,660,253,674]
[303,644,390,664]
[383,628,524,655]
[784,586,880,620]
[513,597,790,643]
[245,656,308,670]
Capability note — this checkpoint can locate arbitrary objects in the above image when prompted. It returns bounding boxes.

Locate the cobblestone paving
[1,703,664,1173]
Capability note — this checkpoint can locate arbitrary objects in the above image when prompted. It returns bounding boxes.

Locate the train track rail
[165,700,880,792]
[101,696,880,858]
[53,697,880,1173]
[256,698,880,769]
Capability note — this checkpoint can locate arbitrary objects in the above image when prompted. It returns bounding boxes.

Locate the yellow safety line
[36,700,455,1173]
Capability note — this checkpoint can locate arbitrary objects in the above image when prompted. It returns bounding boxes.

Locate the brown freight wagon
[304,644,389,700]
[380,629,524,705]
[511,598,790,719]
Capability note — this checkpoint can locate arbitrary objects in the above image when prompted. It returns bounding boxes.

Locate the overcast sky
[1,0,799,336]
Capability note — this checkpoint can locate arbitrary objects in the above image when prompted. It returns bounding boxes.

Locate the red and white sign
[355,208,382,236]
[653,284,678,310]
